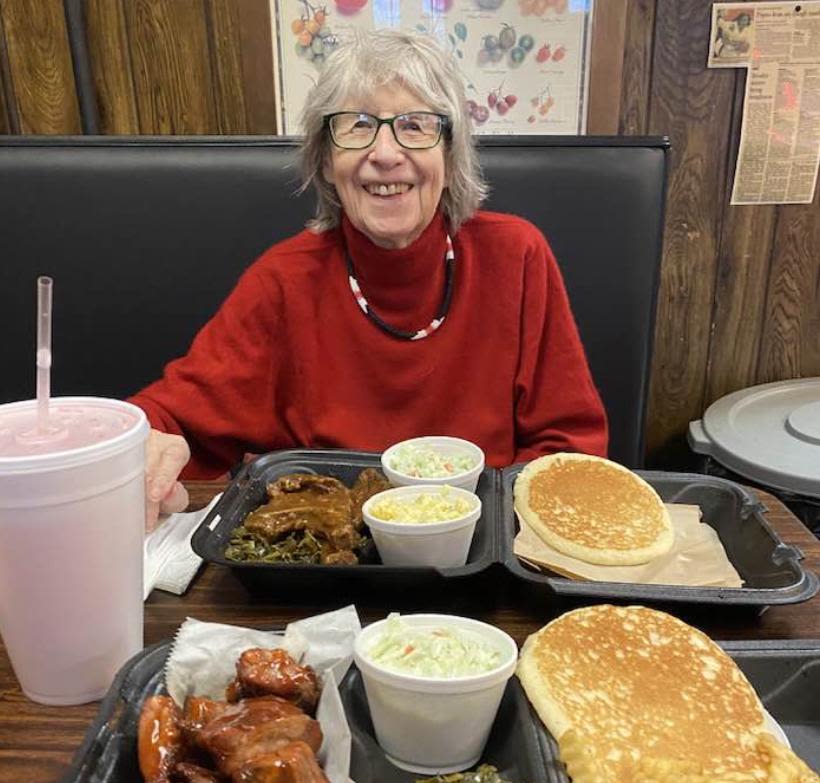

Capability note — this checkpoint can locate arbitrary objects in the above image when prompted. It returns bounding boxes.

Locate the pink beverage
[0,397,148,705]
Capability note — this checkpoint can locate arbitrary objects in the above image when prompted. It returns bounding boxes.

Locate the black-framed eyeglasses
[324,111,450,150]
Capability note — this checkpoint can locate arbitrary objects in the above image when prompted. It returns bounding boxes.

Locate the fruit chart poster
[271,0,593,135]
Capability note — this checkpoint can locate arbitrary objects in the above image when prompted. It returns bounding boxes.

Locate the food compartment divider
[721,640,820,771]
[500,467,819,607]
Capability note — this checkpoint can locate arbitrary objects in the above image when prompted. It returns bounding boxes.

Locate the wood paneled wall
[618,0,820,464]
[0,0,817,465]
[0,0,275,134]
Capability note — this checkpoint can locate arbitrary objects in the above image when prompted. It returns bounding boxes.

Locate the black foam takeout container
[61,637,820,781]
[190,449,498,594]
[501,468,819,607]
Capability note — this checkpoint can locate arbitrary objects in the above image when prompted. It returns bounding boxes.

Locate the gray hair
[298,28,488,234]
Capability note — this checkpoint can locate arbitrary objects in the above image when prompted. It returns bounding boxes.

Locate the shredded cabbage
[369,488,474,524]
[388,444,476,478]
[366,613,502,677]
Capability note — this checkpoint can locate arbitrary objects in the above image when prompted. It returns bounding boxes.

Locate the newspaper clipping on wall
[708,1,820,205]
[271,0,593,135]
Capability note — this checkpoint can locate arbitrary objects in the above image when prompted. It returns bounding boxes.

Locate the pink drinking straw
[36,276,53,432]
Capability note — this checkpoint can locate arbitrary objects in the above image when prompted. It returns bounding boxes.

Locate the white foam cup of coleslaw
[362,485,481,567]
[381,436,485,493]
[353,613,518,775]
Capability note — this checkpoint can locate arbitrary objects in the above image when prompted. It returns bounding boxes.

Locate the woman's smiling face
[324,83,447,249]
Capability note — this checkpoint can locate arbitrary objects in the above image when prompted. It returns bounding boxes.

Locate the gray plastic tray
[191,450,499,595]
[60,637,820,781]
[500,468,819,606]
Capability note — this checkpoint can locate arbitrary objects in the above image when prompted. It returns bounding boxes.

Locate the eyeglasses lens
[329,113,443,149]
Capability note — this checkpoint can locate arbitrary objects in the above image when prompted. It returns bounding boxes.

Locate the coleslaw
[388,444,477,478]
[365,613,502,677]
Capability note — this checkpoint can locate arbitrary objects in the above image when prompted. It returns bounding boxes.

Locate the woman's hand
[145,429,191,532]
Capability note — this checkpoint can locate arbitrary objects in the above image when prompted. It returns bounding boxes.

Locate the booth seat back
[0,136,668,467]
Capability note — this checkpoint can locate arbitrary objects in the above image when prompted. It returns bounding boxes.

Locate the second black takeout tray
[190,450,818,608]
[501,467,819,607]
[190,449,499,593]
[61,635,820,781]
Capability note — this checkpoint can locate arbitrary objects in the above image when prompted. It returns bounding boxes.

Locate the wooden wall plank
[586,0,627,135]
[618,0,654,135]
[235,0,276,134]
[757,195,820,382]
[205,0,248,134]
[0,58,10,134]
[703,71,776,404]
[85,0,139,133]
[644,0,738,461]
[0,0,81,133]
[124,0,216,134]
[0,7,14,134]
[0,73,8,133]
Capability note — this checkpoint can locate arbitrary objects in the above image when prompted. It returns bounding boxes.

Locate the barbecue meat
[169,763,226,783]
[244,475,358,552]
[139,647,329,783]
[194,711,322,778]
[184,696,234,733]
[139,695,186,783]
[349,468,391,529]
[225,650,320,713]
[241,470,389,564]
[232,741,330,783]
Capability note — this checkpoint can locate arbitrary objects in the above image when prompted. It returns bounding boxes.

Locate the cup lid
[688,378,820,498]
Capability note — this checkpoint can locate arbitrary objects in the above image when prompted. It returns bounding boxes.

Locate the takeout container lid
[688,378,820,499]
[0,397,148,474]
[381,436,485,492]
[500,466,819,607]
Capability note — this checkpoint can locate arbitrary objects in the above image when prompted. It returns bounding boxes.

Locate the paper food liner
[164,605,361,783]
[514,504,743,587]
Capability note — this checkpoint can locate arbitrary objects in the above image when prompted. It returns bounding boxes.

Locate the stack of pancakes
[514,453,674,566]
[517,605,819,783]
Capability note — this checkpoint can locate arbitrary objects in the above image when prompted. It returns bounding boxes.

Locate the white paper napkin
[143,494,222,599]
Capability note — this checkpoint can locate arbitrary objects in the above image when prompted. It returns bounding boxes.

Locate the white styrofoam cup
[0,397,148,705]
[353,614,518,774]
[362,485,481,567]
[381,436,485,493]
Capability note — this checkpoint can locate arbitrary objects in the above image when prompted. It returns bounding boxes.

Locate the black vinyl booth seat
[0,136,668,467]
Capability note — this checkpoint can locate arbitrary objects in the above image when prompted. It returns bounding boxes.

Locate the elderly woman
[131,29,607,527]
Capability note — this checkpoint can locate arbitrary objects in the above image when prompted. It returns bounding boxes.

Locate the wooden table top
[1,481,818,782]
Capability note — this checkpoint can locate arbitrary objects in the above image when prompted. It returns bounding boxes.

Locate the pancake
[517,605,771,783]
[514,453,674,565]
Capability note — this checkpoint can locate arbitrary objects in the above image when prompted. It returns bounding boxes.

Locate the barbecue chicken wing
[169,762,226,783]
[225,649,320,713]
[138,648,328,783]
[232,741,330,783]
[193,710,322,777]
[139,695,186,783]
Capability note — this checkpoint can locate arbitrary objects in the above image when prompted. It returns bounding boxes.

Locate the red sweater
[130,210,607,478]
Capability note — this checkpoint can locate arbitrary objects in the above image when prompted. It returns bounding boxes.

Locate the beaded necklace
[346,233,455,341]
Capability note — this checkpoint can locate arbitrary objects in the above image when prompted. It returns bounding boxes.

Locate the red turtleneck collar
[339,210,449,330]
